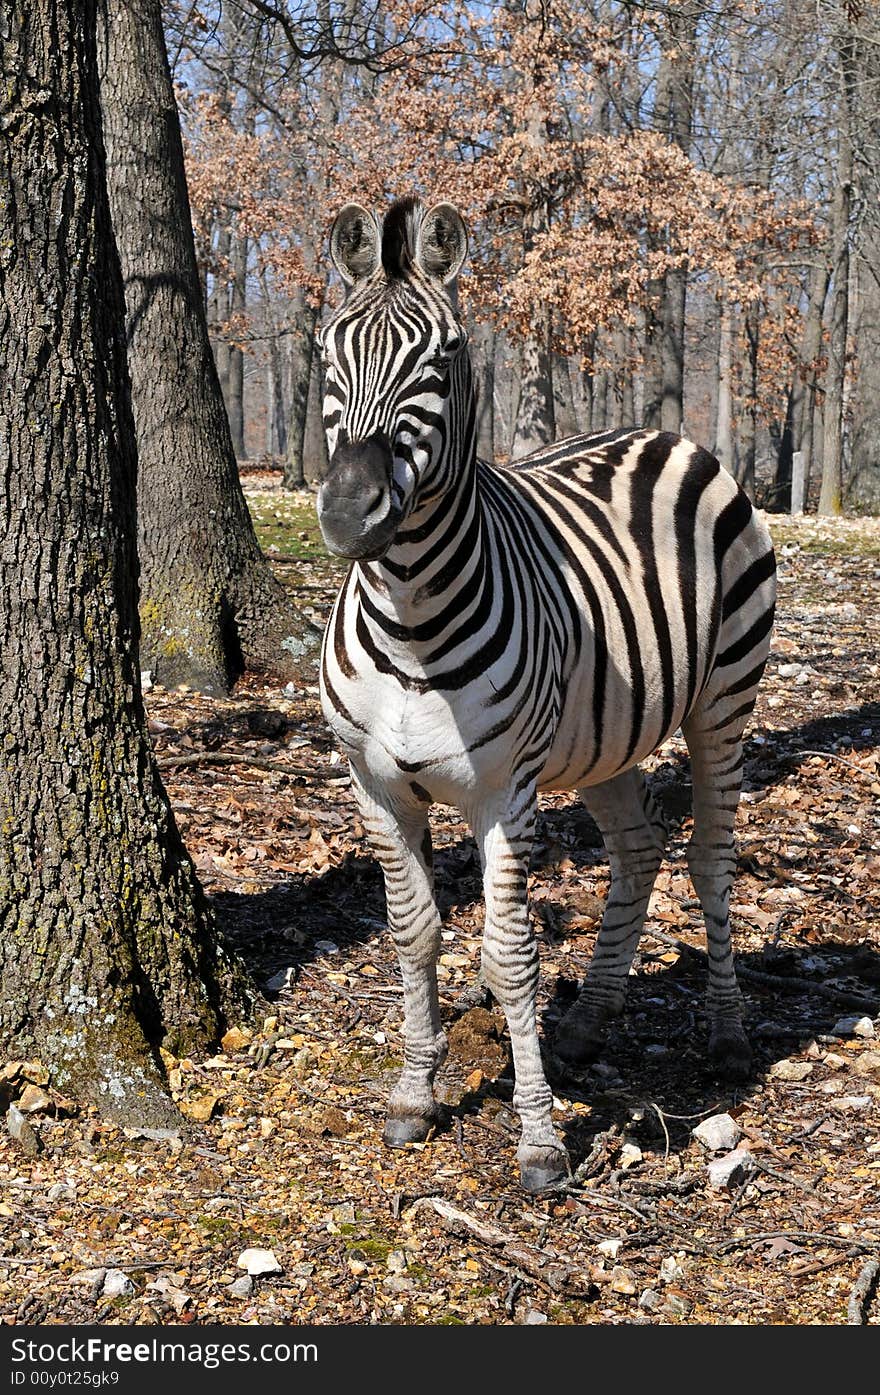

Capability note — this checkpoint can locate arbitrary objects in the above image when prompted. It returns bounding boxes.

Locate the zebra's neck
[355,354,484,639]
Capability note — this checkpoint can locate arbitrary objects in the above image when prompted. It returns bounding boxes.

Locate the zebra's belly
[538,661,692,792]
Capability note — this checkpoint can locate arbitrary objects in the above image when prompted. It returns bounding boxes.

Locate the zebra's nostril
[363,487,385,517]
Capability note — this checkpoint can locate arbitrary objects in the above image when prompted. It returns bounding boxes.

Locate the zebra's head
[316,196,469,561]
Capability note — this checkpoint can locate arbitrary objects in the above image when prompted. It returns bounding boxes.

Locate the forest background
[173,0,880,515]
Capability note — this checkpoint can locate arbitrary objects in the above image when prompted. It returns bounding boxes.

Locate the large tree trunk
[0,0,250,1121]
[99,0,318,692]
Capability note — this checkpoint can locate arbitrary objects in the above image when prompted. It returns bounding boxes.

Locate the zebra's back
[491,428,776,790]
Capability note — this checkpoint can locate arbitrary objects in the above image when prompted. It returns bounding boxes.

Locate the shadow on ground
[213,700,880,1172]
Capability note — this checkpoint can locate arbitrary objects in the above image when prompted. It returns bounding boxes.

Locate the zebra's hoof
[518,1147,569,1194]
[383,1114,435,1147]
[553,1014,606,1066]
[708,1027,752,1082]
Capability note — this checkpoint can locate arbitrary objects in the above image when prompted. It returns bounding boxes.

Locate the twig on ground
[157,751,349,781]
[786,749,877,778]
[648,1102,671,1165]
[644,928,879,1014]
[847,1259,880,1325]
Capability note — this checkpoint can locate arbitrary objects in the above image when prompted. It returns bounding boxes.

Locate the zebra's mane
[381,195,424,281]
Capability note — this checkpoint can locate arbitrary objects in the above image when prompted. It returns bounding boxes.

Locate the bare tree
[99,0,318,692]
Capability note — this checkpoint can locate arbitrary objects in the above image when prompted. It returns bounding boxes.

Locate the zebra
[315,195,776,1193]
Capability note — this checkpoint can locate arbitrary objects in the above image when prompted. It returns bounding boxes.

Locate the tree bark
[98,0,318,692]
[0,0,251,1121]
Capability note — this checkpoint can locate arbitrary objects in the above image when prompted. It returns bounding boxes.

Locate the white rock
[691,1113,743,1153]
[146,1274,191,1315]
[706,1148,754,1191]
[314,940,340,955]
[619,1142,643,1168]
[140,670,153,692]
[237,1247,282,1276]
[264,968,294,993]
[659,1256,684,1284]
[228,1275,253,1299]
[833,1016,876,1039]
[598,1238,622,1260]
[829,1095,872,1112]
[778,663,803,678]
[523,1309,548,1325]
[770,1058,813,1081]
[70,1268,106,1287]
[853,1051,880,1076]
[47,1181,76,1203]
[102,1269,134,1298]
[386,1250,408,1273]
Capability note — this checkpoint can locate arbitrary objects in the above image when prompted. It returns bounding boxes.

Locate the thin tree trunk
[470,315,497,460]
[283,288,318,489]
[209,217,232,399]
[795,263,831,503]
[227,227,247,459]
[0,0,250,1120]
[819,71,853,515]
[736,300,760,499]
[658,5,698,433]
[99,0,318,691]
[303,346,329,484]
[714,293,734,472]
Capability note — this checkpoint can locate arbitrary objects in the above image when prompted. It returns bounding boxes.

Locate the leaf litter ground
[2,490,879,1327]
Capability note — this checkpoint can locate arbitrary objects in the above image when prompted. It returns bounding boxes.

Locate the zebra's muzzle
[317,433,402,560]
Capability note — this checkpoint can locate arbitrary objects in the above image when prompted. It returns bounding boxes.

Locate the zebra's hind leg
[555,767,666,1066]
[474,794,568,1193]
[351,770,447,1146]
[682,704,752,1081]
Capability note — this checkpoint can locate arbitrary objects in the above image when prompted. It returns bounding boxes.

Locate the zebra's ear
[416,203,468,285]
[330,204,381,286]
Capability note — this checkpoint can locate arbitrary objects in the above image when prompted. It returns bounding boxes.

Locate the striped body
[317,198,776,1192]
[324,430,773,805]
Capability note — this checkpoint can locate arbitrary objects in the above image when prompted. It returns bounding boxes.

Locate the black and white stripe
[316,197,776,1192]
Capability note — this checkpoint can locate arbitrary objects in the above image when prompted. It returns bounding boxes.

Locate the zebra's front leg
[475,796,568,1193]
[351,771,446,1146]
[555,768,666,1065]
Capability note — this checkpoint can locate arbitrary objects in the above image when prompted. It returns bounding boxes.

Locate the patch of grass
[767,517,880,558]
[245,489,329,562]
